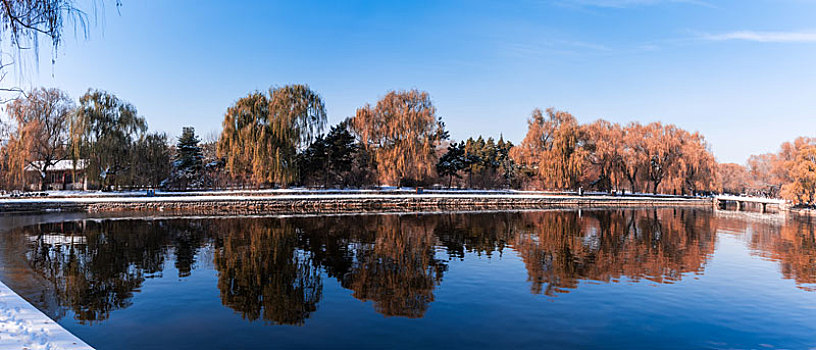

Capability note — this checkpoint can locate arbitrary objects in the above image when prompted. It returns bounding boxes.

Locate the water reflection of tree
[341,215,446,318]
[168,221,209,278]
[213,219,322,325]
[293,215,448,318]
[512,209,716,295]
[742,216,816,291]
[25,221,169,323]
[434,212,515,259]
[12,209,816,327]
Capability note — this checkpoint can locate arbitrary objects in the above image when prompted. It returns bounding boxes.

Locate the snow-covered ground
[0,281,93,350]
[0,187,707,203]
[3,187,540,198]
[714,194,787,204]
[0,192,707,205]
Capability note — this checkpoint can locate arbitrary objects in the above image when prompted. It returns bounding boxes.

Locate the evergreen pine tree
[497,135,516,188]
[164,127,204,189]
[324,124,358,186]
[175,127,204,173]
[297,123,359,188]
[436,141,466,188]
[298,135,328,187]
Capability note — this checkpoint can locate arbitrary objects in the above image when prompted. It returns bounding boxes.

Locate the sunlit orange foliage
[618,122,648,193]
[747,153,780,196]
[641,122,684,194]
[511,108,586,190]
[779,140,816,204]
[510,109,717,194]
[2,88,74,190]
[582,119,624,192]
[675,130,717,195]
[717,163,749,194]
[741,137,816,203]
[349,90,446,186]
[0,130,29,190]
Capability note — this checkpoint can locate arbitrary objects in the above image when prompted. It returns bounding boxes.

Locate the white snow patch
[714,194,786,205]
[0,281,93,350]
[0,193,706,205]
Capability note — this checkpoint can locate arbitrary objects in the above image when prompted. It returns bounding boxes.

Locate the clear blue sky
[9,0,816,164]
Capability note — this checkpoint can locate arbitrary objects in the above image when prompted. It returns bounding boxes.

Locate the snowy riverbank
[0,281,93,350]
[0,191,712,215]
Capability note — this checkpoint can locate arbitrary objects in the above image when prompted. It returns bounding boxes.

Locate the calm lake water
[1,209,815,349]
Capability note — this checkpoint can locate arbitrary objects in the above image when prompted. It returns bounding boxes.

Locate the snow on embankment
[0,281,93,350]
[0,193,712,215]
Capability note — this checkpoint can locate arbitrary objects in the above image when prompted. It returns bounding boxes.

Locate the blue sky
[9,0,816,163]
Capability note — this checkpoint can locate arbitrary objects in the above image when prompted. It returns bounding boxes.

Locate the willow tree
[0,0,106,99]
[781,143,816,205]
[510,108,585,190]
[742,136,816,202]
[747,153,780,196]
[72,89,147,190]
[773,137,816,204]
[718,163,749,195]
[217,85,326,187]
[349,89,447,186]
[583,119,624,192]
[0,0,90,53]
[619,122,647,193]
[675,131,717,195]
[641,122,684,194]
[5,87,74,189]
[0,119,27,190]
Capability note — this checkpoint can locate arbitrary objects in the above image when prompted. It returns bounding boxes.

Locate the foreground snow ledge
[0,281,93,350]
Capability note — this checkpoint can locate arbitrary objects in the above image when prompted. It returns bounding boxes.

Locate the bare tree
[6,87,73,189]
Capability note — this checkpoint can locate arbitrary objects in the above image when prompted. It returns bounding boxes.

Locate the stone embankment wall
[0,196,713,215]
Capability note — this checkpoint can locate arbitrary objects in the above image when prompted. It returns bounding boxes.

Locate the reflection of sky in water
[0,209,813,349]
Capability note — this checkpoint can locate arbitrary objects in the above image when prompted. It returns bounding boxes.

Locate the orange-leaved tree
[582,119,624,192]
[5,88,74,190]
[349,90,447,187]
[675,130,717,195]
[511,108,585,190]
[641,122,684,194]
[779,138,816,204]
[618,122,647,193]
[717,163,749,195]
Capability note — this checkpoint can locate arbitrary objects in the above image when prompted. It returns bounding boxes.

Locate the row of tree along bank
[0,85,813,204]
[719,137,816,205]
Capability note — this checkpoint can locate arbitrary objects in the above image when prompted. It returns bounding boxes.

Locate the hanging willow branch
[217,84,327,187]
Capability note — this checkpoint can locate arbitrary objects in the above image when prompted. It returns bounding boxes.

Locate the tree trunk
[625,168,639,194]
[627,175,637,194]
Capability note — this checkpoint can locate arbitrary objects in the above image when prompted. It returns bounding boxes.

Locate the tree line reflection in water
[9,209,816,325]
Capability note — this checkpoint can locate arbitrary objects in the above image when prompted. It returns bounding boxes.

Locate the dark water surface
[1,209,815,349]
